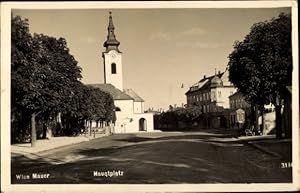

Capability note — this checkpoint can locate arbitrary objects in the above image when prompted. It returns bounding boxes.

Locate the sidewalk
[11,133,108,157]
[247,137,292,159]
[209,134,291,159]
[209,134,276,142]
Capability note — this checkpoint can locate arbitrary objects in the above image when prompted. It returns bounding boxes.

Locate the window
[212,91,216,100]
[218,91,221,97]
[111,63,117,74]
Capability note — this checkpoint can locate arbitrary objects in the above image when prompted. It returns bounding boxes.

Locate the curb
[247,142,281,158]
[11,134,110,157]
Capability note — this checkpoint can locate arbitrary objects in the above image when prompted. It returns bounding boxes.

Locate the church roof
[123,89,145,102]
[88,84,133,100]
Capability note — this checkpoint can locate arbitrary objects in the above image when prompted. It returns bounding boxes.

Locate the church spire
[103,12,120,52]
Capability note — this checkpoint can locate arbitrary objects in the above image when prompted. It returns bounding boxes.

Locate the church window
[111,63,117,74]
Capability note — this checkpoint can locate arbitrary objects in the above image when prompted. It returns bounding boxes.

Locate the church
[89,12,154,133]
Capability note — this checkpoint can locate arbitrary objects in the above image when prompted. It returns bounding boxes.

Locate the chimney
[203,75,206,79]
[218,70,221,75]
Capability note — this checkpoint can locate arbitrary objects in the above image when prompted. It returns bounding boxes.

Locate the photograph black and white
[1,1,299,192]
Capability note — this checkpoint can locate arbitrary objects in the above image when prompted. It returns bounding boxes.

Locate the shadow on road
[11,132,292,184]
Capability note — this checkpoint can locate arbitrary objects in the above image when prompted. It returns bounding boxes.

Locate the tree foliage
[227,13,292,138]
[228,13,292,105]
[154,105,203,130]
[11,15,116,143]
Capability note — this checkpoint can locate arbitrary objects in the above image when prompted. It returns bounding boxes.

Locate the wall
[103,50,123,91]
[115,100,134,115]
[215,87,237,109]
[113,113,154,133]
[133,101,145,113]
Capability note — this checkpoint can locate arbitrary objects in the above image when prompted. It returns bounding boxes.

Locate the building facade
[186,69,237,128]
[228,91,251,129]
[89,12,154,133]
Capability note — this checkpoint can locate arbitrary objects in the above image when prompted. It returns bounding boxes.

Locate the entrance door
[139,118,147,131]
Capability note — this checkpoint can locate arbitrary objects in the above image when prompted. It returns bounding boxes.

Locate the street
[11,131,292,184]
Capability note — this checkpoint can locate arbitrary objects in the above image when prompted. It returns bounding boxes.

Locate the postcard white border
[1,1,299,193]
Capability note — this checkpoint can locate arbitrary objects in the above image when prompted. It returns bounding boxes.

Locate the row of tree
[154,106,203,130]
[228,13,292,138]
[11,16,116,146]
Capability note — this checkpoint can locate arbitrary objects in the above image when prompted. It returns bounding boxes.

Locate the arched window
[111,63,117,74]
[115,107,121,111]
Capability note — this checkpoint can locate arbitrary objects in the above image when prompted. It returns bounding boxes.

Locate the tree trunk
[42,122,47,139]
[255,104,259,132]
[84,119,87,136]
[275,105,283,139]
[260,105,265,134]
[89,120,92,136]
[31,112,37,147]
[93,124,96,138]
[250,104,255,126]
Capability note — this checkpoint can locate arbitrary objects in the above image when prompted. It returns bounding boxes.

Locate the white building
[89,12,154,133]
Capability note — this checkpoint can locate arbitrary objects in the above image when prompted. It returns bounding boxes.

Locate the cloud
[149,27,206,42]
[194,42,221,49]
[149,31,171,41]
[79,36,95,44]
[177,27,206,37]
[175,41,221,49]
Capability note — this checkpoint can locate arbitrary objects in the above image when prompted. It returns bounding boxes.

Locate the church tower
[102,12,123,91]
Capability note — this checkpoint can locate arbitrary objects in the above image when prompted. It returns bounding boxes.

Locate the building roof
[229,90,244,99]
[210,74,223,87]
[88,83,133,100]
[185,72,224,95]
[123,89,145,102]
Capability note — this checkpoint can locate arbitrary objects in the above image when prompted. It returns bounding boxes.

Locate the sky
[12,7,291,111]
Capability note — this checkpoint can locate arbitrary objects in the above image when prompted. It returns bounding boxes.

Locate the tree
[64,84,115,135]
[228,13,292,138]
[12,15,116,144]
[12,16,82,145]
